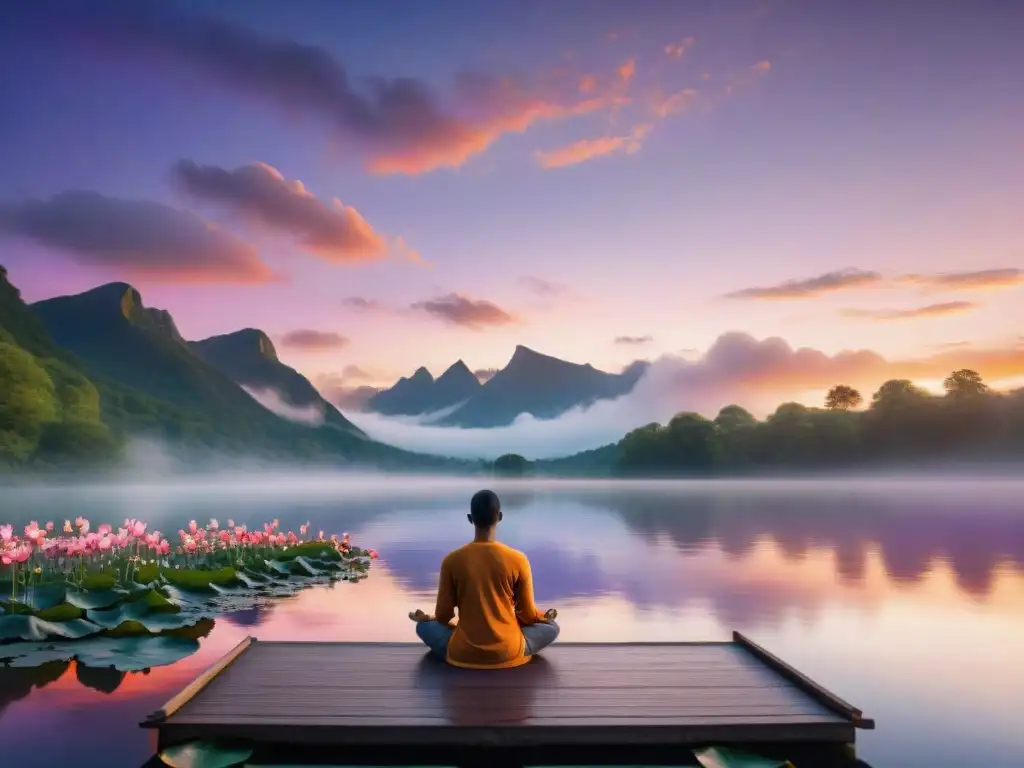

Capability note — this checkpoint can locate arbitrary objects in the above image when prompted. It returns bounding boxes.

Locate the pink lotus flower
[208,518,219,531]
[0,525,13,542]
[132,520,146,537]
[98,536,113,551]
[98,523,112,535]
[188,520,198,534]
[75,517,90,534]
[45,521,54,532]
[368,549,380,560]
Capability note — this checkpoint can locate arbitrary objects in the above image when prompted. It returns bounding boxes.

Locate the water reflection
[1,477,1023,767]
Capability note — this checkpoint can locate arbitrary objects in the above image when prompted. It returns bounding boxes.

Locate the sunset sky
[0,0,1022,403]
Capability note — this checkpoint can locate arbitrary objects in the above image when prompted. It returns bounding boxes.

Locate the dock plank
[147,639,868,750]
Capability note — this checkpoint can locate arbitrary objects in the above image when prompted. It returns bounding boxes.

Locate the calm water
[2,475,1023,767]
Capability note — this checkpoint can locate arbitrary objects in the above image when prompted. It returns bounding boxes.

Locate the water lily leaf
[88,601,152,629]
[74,636,200,671]
[134,563,160,584]
[34,603,85,622]
[159,740,253,768]
[288,556,321,577]
[164,567,238,591]
[65,587,124,610]
[143,589,181,613]
[0,615,103,641]
[80,572,118,589]
[264,560,291,576]
[234,572,264,588]
[19,584,67,611]
[118,581,153,601]
[0,642,76,668]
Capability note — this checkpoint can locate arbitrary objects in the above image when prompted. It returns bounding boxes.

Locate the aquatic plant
[0,516,378,667]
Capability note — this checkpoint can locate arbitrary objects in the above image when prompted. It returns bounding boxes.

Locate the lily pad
[74,635,201,671]
[18,584,67,611]
[234,572,265,588]
[264,560,291,576]
[0,642,76,668]
[0,615,103,641]
[164,567,238,590]
[65,587,124,610]
[288,556,322,577]
[88,601,153,629]
[159,739,253,768]
[35,603,85,622]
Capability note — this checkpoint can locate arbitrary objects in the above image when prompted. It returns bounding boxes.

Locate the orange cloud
[173,160,410,264]
[897,269,1024,292]
[664,37,696,59]
[45,5,626,177]
[578,74,597,93]
[535,124,650,169]
[669,332,1024,398]
[725,269,883,300]
[366,90,613,176]
[617,58,636,84]
[752,60,772,73]
[842,301,978,321]
[653,87,701,118]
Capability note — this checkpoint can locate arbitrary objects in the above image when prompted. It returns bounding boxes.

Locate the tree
[0,338,59,460]
[714,404,756,431]
[943,369,988,399]
[870,379,929,410]
[825,385,862,411]
[493,453,528,476]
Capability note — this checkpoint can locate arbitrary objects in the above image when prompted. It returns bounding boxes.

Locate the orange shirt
[433,540,547,669]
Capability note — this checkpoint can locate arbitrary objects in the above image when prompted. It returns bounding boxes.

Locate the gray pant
[416,619,560,662]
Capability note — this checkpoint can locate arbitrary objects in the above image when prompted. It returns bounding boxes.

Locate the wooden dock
[142,632,873,765]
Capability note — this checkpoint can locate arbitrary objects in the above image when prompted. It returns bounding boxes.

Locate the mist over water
[3,473,1024,768]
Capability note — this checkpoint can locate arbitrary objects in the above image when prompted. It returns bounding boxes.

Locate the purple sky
[0,0,1022,397]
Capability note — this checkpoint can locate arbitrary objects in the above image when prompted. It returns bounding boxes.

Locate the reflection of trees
[595,487,1024,598]
[0,659,70,716]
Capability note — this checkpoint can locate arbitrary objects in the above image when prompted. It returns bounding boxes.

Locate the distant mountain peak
[411,366,434,383]
[439,359,474,379]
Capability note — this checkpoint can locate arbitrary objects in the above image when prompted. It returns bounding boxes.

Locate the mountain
[190,329,363,436]
[0,267,118,465]
[32,283,278,426]
[27,281,453,466]
[366,360,481,416]
[437,345,648,428]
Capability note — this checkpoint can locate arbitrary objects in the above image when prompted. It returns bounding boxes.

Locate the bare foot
[408,609,431,622]
[544,608,558,621]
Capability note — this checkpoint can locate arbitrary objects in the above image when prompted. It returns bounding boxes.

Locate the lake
[2,475,1023,767]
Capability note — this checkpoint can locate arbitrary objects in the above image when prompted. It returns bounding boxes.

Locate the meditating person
[409,489,559,668]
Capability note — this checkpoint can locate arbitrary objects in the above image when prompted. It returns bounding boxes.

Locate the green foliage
[825,384,863,411]
[493,452,529,476]
[601,372,1024,476]
[0,337,59,459]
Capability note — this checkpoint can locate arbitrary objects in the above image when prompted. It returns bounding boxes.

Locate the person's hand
[544,608,558,622]
[408,609,432,623]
